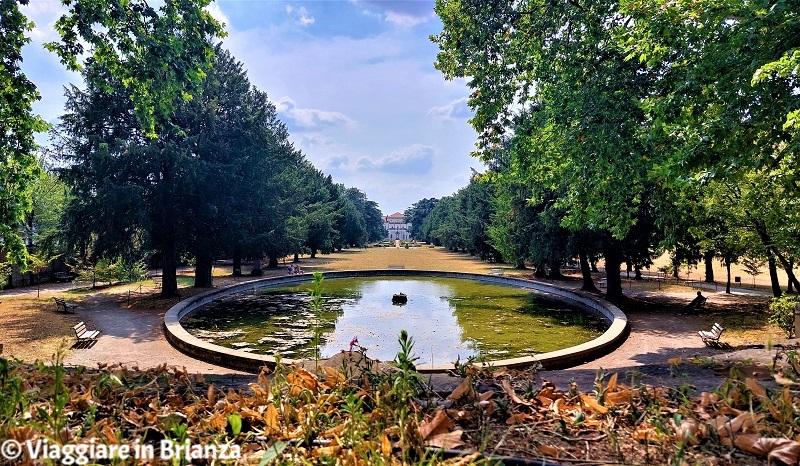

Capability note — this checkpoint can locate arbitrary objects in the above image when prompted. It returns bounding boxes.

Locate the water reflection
[182,277,606,366]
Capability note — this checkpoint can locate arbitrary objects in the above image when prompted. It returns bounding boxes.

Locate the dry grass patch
[0,296,82,361]
[309,246,503,274]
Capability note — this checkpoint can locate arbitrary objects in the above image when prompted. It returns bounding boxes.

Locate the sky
[19,0,481,216]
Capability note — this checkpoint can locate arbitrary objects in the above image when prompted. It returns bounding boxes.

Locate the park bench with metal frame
[73,322,100,342]
[54,297,77,313]
[699,322,725,345]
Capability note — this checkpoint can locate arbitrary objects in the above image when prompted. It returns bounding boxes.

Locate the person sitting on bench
[684,291,707,313]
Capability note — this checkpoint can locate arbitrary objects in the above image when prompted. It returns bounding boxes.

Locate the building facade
[382,212,412,241]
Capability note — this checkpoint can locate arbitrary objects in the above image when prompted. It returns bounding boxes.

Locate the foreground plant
[5,343,800,464]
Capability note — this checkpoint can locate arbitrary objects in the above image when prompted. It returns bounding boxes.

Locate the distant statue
[392,292,407,304]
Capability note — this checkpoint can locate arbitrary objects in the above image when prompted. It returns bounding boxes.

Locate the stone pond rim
[163,270,629,373]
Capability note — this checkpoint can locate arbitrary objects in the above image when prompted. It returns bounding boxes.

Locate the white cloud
[275,97,356,129]
[205,3,230,32]
[350,0,433,29]
[384,11,428,28]
[428,97,472,120]
[356,144,434,175]
[286,5,315,27]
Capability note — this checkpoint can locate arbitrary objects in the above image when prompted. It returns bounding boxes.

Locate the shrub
[769,294,800,338]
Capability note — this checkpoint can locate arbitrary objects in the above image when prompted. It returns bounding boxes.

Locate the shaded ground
[0,247,784,395]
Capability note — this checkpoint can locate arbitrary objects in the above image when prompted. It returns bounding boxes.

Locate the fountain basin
[164,270,628,373]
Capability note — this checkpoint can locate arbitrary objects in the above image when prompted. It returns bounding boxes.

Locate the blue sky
[20,0,480,216]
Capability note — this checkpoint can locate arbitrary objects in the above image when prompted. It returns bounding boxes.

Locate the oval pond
[181,277,608,366]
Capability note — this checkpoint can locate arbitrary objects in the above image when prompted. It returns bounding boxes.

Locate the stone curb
[163,271,629,373]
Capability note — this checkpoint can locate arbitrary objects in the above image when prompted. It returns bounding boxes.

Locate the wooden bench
[54,272,72,282]
[699,322,725,345]
[73,322,100,342]
[54,297,77,313]
[152,275,162,288]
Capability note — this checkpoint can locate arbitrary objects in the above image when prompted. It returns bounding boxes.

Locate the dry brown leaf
[425,430,466,449]
[264,404,279,434]
[537,385,559,400]
[537,444,559,458]
[101,424,117,444]
[674,418,705,446]
[605,389,632,406]
[506,413,532,425]
[321,367,347,390]
[381,433,392,456]
[580,394,609,415]
[733,433,763,456]
[321,422,347,439]
[419,409,455,440]
[632,424,664,444]
[448,377,476,402]
[606,372,618,391]
[699,391,719,407]
[478,390,495,402]
[312,445,342,458]
[367,409,384,423]
[206,383,216,405]
[717,412,764,437]
[501,379,532,406]
[287,366,319,395]
[754,437,800,465]
[745,377,768,400]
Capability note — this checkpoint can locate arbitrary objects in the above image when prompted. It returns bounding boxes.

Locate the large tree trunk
[547,263,564,279]
[159,161,179,298]
[725,260,732,294]
[310,248,317,259]
[293,253,300,263]
[251,258,263,276]
[534,262,547,278]
[634,265,642,280]
[768,253,782,297]
[232,248,242,276]
[160,240,178,298]
[514,258,527,269]
[194,253,213,288]
[267,253,278,269]
[579,249,599,292]
[773,251,800,292]
[787,259,795,293]
[603,245,624,300]
[704,250,715,282]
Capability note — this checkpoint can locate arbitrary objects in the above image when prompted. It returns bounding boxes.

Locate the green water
[181,277,607,366]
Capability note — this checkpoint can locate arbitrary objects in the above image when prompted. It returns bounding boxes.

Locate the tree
[0,0,48,268]
[46,0,225,139]
[49,0,224,297]
[434,0,656,299]
[404,198,439,241]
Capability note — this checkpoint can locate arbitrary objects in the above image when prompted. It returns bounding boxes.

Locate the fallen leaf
[745,377,767,400]
[381,433,392,456]
[425,430,466,449]
[264,404,279,434]
[754,437,800,465]
[420,409,455,440]
[717,412,764,437]
[674,418,705,446]
[448,377,476,402]
[537,444,559,458]
[506,413,532,425]
[580,394,609,415]
[501,379,532,406]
